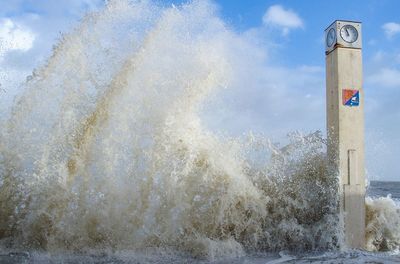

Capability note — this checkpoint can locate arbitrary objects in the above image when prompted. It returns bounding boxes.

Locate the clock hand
[346,28,350,36]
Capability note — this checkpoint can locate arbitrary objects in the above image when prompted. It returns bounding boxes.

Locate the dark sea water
[368,181,400,200]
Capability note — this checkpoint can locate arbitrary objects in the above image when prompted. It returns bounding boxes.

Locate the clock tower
[325,20,365,249]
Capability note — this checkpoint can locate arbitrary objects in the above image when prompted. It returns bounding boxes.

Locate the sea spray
[366,196,400,251]
[0,0,398,260]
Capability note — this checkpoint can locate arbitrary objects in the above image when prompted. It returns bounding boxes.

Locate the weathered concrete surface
[326,46,366,249]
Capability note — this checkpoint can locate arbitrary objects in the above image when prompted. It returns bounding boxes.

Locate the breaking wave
[0,0,398,260]
[366,197,400,251]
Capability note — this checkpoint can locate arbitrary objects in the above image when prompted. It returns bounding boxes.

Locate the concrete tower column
[325,20,365,249]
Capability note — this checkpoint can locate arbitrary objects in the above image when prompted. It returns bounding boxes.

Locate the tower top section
[325,20,362,54]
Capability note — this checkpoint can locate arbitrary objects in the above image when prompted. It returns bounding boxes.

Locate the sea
[368,181,400,200]
[0,1,399,263]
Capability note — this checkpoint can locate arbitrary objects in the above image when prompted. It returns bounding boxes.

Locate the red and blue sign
[342,89,360,106]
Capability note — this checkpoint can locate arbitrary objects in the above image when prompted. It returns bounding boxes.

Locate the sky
[0,0,399,181]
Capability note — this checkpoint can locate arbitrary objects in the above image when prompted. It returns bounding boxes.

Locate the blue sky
[0,0,399,181]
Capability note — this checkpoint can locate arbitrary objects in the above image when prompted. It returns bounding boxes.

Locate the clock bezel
[340,24,359,43]
[326,28,336,47]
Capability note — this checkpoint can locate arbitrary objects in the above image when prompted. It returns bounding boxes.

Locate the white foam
[366,196,400,251]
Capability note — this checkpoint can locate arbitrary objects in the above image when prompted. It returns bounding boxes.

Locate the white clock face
[340,25,358,43]
[326,28,336,47]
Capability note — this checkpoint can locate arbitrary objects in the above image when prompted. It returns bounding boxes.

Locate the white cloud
[0,18,36,108]
[382,22,400,39]
[0,18,35,56]
[0,1,104,121]
[371,50,385,63]
[262,5,304,36]
[204,61,326,138]
[369,50,400,66]
[367,68,400,88]
[298,65,324,74]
